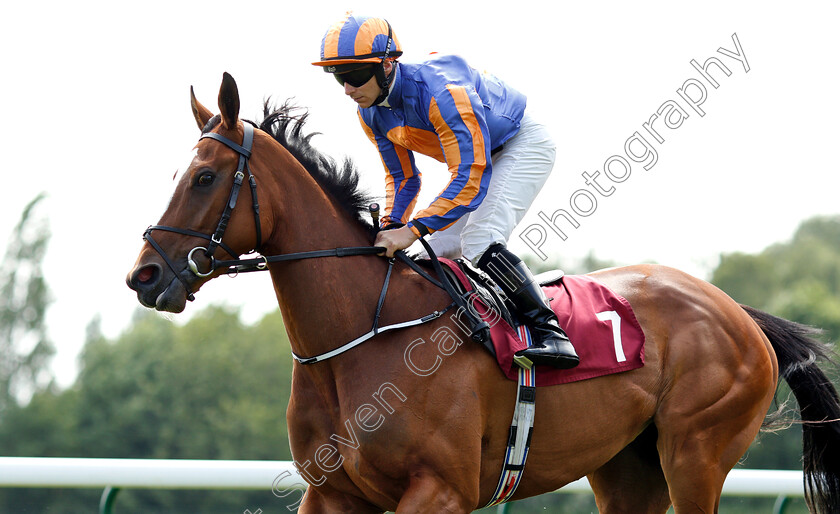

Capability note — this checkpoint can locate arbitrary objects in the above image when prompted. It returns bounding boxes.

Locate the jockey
[313,13,579,369]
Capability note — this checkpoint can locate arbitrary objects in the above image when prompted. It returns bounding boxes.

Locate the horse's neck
[258,147,389,365]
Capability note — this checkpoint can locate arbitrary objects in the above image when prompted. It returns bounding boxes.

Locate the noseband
[143,122,262,301]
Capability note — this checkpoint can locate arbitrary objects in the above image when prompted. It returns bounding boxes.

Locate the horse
[126,73,840,513]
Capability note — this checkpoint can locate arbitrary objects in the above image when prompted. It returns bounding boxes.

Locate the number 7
[596,310,626,363]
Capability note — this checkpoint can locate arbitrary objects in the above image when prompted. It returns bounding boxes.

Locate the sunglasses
[334,66,377,87]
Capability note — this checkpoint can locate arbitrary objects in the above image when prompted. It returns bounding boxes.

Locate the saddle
[432,258,566,360]
[407,254,646,387]
[437,258,515,357]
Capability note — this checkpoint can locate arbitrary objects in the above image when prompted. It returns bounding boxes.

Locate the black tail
[743,305,840,514]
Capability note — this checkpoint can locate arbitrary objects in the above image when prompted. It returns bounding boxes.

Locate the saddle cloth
[438,258,646,387]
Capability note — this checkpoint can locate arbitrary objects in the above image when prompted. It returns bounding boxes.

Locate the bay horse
[127,73,840,513]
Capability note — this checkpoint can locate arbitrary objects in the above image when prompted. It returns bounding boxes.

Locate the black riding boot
[476,244,580,369]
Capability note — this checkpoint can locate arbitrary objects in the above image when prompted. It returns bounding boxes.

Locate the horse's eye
[196,173,215,186]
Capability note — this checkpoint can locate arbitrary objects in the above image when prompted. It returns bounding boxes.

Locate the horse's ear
[190,86,214,131]
[218,72,240,130]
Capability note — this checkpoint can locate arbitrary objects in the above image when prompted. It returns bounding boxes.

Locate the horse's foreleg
[394,469,476,514]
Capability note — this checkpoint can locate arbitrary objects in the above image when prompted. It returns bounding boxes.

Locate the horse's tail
[742,304,840,514]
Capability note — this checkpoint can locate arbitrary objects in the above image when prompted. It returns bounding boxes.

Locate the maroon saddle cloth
[438,258,646,387]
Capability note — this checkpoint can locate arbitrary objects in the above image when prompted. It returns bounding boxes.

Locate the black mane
[254,101,377,237]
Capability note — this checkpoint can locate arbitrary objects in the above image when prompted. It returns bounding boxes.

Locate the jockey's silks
[357,55,526,235]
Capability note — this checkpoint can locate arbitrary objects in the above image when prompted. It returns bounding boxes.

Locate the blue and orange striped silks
[357,54,527,235]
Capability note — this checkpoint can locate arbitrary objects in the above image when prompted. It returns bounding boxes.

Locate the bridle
[140,120,488,364]
[142,121,381,302]
[143,122,262,301]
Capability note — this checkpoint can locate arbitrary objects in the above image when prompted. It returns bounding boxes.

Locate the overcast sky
[2,1,838,386]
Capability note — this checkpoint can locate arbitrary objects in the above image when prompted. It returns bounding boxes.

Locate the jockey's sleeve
[358,111,420,228]
[408,84,493,236]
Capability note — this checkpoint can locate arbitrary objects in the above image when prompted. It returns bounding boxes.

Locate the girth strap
[485,326,537,507]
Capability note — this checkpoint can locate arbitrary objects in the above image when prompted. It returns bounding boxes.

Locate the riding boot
[476,243,580,369]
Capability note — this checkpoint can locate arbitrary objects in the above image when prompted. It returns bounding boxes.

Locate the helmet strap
[372,21,396,106]
[372,64,394,106]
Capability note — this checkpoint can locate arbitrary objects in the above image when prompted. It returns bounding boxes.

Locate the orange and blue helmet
[312,13,402,73]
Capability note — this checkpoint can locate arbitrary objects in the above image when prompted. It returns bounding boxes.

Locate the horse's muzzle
[126,263,190,313]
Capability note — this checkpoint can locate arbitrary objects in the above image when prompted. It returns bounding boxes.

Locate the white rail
[0,457,306,490]
[0,457,805,497]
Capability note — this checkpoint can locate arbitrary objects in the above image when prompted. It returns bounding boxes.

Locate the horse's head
[127,73,268,313]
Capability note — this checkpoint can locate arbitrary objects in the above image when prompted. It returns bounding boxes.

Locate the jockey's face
[341,61,392,109]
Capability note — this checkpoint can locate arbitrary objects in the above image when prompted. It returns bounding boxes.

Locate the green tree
[0,305,297,513]
[712,215,840,342]
[0,193,53,413]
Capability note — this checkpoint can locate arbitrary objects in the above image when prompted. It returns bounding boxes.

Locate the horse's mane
[255,101,377,237]
[202,101,377,236]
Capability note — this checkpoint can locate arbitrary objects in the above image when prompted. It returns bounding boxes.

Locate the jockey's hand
[374,225,419,258]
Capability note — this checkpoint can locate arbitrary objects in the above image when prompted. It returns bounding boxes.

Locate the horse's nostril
[130,264,160,290]
[137,266,155,283]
